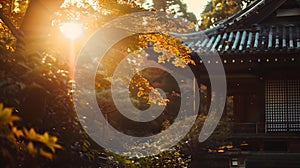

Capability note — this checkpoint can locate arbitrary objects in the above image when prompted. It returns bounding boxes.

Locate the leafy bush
[0,103,62,166]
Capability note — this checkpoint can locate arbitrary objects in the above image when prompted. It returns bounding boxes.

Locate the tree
[151,0,197,22]
[0,1,105,167]
[200,0,254,28]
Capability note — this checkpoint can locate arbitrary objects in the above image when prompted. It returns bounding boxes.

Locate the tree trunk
[18,0,63,56]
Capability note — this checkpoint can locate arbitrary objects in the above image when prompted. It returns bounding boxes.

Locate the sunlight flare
[59,22,84,40]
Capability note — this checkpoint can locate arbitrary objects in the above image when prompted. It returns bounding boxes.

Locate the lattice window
[265,80,300,132]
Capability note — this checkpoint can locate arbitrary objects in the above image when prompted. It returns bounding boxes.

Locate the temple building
[185,0,300,167]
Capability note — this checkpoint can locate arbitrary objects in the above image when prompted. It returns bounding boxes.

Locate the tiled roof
[184,25,300,55]
[168,0,300,67]
[171,0,300,56]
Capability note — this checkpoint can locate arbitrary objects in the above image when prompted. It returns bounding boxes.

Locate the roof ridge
[217,0,265,26]
[221,0,288,30]
[170,0,291,39]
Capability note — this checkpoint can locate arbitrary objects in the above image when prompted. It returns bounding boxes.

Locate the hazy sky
[140,0,210,20]
[184,0,210,19]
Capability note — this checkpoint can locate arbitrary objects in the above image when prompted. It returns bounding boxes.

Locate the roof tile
[186,25,300,55]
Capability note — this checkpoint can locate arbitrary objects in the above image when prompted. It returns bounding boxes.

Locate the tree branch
[0,9,23,41]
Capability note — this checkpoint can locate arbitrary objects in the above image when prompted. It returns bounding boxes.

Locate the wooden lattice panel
[265,80,300,132]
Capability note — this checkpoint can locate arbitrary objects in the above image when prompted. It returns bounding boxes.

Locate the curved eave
[216,0,287,31]
[185,25,300,56]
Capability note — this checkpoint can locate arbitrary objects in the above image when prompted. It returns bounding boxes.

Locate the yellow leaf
[23,128,40,141]
[38,132,62,152]
[39,148,53,160]
[0,106,13,121]
[0,104,19,125]
[8,115,20,126]
[12,126,24,138]
[27,142,37,157]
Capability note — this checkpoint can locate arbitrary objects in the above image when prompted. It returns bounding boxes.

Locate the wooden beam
[276,8,300,17]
